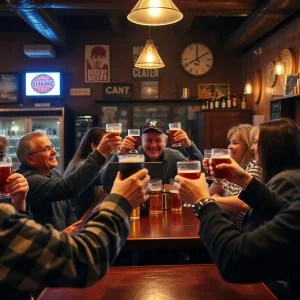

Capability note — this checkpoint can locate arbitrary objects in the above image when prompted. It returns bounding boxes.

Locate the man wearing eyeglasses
[15,130,122,230]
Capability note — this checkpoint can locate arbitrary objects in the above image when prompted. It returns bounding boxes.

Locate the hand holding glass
[211,148,231,185]
[169,122,181,147]
[106,123,122,154]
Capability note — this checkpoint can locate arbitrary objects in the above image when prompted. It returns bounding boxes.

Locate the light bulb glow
[274,62,284,75]
[244,80,252,95]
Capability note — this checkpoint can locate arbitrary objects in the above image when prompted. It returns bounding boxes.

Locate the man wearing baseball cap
[103,119,203,184]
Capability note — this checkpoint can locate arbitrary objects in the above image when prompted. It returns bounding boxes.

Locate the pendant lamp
[135,39,165,69]
[244,80,253,94]
[128,0,183,26]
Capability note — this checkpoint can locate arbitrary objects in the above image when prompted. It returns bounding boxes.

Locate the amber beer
[128,129,141,153]
[0,158,12,196]
[211,156,231,181]
[149,189,163,214]
[106,123,122,154]
[177,170,200,179]
[119,154,145,221]
[170,190,182,212]
[169,122,181,147]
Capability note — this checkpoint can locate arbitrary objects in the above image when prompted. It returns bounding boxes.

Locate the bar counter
[37,265,276,300]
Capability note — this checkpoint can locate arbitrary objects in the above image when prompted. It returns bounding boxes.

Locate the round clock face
[266,61,276,87]
[181,43,214,76]
[279,48,295,87]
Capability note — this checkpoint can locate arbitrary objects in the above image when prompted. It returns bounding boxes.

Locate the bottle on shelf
[226,91,232,109]
[205,97,210,110]
[238,95,243,109]
[201,99,206,111]
[214,92,220,109]
[241,95,247,109]
[209,92,214,110]
[232,92,238,109]
[221,92,227,109]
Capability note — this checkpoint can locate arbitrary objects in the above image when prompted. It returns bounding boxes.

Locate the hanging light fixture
[135,27,165,69]
[274,12,284,76]
[244,80,253,94]
[127,0,183,26]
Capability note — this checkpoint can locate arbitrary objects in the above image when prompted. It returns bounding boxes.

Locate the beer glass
[203,149,213,181]
[211,148,231,185]
[149,179,163,214]
[177,160,201,207]
[127,129,140,154]
[106,123,122,154]
[169,179,182,212]
[119,154,145,221]
[0,156,12,198]
[177,160,201,179]
[169,122,181,147]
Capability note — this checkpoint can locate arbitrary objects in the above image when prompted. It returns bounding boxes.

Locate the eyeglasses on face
[29,144,56,156]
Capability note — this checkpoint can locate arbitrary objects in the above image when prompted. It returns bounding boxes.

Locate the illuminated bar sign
[103,83,132,99]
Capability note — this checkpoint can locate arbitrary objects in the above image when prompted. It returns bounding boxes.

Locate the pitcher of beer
[211,148,231,185]
[119,154,145,221]
[0,156,12,198]
[169,122,181,147]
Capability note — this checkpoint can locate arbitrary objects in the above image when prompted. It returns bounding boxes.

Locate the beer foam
[150,188,162,192]
[212,156,230,159]
[170,189,178,193]
[170,128,180,130]
[107,130,121,134]
[0,163,12,167]
[118,157,144,163]
[178,169,200,173]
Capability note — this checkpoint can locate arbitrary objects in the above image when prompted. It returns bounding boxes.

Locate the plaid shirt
[0,193,131,298]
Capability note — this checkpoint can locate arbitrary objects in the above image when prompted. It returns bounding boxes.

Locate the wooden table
[37,265,276,300]
[126,207,202,250]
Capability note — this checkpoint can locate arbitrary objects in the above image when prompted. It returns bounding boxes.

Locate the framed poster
[0,73,20,104]
[141,81,159,99]
[85,45,110,83]
[100,105,129,133]
[198,83,229,99]
[285,73,299,96]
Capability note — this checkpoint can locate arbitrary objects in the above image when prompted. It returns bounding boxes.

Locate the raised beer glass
[169,122,181,147]
[106,123,122,154]
[169,178,182,212]
[177,160,201,207]
[0,156,12,198]
[149,179,163,214]
[119,154,145,221]
[203,149,213,181]
[211,148,231,185]
[127,129,140,154]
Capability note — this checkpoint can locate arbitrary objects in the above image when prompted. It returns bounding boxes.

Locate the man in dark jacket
[176,158,300,300]
[16,130,121,230]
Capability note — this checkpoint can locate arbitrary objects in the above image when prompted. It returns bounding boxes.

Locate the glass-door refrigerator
[0,107,74,172]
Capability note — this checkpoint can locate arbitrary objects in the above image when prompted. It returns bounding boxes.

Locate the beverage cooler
[75,115,97,149]
[0,107,74,172]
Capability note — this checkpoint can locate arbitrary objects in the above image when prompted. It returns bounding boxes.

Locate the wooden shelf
[96,99,202,104]
[271,94,300,102]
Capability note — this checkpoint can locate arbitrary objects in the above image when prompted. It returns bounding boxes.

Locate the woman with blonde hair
[208,124,261,230]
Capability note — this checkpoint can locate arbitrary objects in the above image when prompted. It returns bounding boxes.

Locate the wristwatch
[194,197,215,217]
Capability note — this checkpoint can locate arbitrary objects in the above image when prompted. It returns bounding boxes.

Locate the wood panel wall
[243,16,300,121]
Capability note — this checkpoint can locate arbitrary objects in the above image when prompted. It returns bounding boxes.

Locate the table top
[126,207,201,250]
[37,264,276,300]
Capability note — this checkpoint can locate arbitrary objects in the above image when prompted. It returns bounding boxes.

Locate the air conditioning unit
[24,44,56,58]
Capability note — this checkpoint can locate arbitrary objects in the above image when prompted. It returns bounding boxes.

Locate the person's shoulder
[270,168,300,182]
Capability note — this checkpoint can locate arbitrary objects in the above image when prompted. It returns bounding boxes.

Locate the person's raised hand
[175,173,210,206]
[119,136,137,154]
[111,169,150,209]
[173,129,192,148]
[6,173,29,211]
[97,131,122,157]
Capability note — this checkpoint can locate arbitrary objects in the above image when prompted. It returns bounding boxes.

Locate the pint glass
[128,129,140,154]
[0,156,12,198]
[211,148,231,185]
[177,161,201,207]
[169,179,182,212]
[149,179,163,214]
[119,154,145,221]
[203,149,213,181]
[169,122,181,147]
[106,123,122,154]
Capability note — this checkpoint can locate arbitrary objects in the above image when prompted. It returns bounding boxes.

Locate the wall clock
[266,61,276,87]
[252,69,262,104]
[180,43,214,77]
[279,48,295,88]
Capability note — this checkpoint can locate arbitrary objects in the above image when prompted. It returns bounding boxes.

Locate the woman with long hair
[208,124,261,230]
[64,127,107,219]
